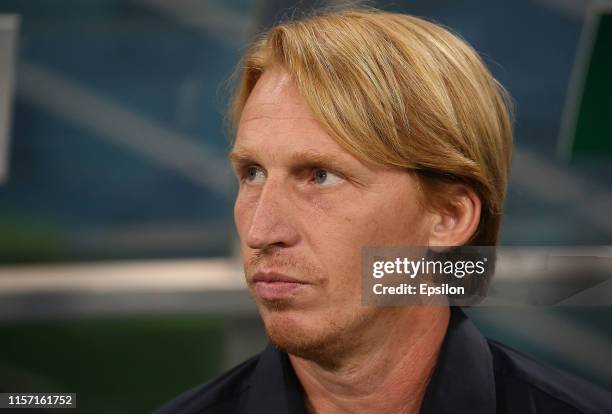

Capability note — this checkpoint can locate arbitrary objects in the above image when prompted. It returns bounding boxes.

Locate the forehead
[240,68,309,121]
[234,68,349,157]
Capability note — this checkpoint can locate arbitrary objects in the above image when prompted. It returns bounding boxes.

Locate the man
[157,8,612,414]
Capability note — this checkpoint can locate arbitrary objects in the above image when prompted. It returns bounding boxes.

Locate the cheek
[321,192,426,248]
[309,210,372,292]
[324,203,384,245]
[233,193,253,240]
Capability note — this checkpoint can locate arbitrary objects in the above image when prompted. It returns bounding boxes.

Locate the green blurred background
[0,1,611,412]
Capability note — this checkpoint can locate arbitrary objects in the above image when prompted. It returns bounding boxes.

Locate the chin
[259,305,367,368]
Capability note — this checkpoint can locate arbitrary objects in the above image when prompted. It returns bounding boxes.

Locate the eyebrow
[228,147,354,171]
[228,147,254,166]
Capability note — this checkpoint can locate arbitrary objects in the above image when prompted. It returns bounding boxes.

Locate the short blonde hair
[230,8,513,245]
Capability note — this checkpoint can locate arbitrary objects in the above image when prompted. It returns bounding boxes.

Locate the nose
[243,179,300,251]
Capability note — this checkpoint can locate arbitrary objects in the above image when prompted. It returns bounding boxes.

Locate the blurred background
[0,0,610,412]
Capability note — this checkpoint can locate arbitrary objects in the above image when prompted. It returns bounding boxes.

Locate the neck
[289,307,450,414]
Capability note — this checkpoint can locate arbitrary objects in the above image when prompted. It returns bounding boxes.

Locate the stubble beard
[246,250,371,369]
[258,299,376,370]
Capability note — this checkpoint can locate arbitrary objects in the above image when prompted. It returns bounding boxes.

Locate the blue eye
[313,169,342,185]
[245,166,266,183]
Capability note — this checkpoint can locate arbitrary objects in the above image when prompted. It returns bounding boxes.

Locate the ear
[427,184,481,246]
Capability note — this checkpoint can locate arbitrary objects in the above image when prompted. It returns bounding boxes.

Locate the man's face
[231,67,434,360]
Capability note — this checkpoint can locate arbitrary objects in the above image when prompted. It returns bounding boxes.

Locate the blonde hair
[230,8,513,245]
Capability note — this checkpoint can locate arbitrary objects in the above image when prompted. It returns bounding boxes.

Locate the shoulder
[488,338,612,414]
[153,353,261,414]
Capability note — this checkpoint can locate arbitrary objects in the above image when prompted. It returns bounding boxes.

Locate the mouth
[251,271,310,301]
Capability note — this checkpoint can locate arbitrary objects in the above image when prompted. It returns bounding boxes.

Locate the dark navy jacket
[155,308,612,413]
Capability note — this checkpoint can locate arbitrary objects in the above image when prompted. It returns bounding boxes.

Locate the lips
[251,271,310,301]
[252,271,306,284]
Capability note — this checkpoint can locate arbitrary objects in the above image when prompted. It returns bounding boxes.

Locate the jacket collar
[419,308,497,414]
[244,341,307,414]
